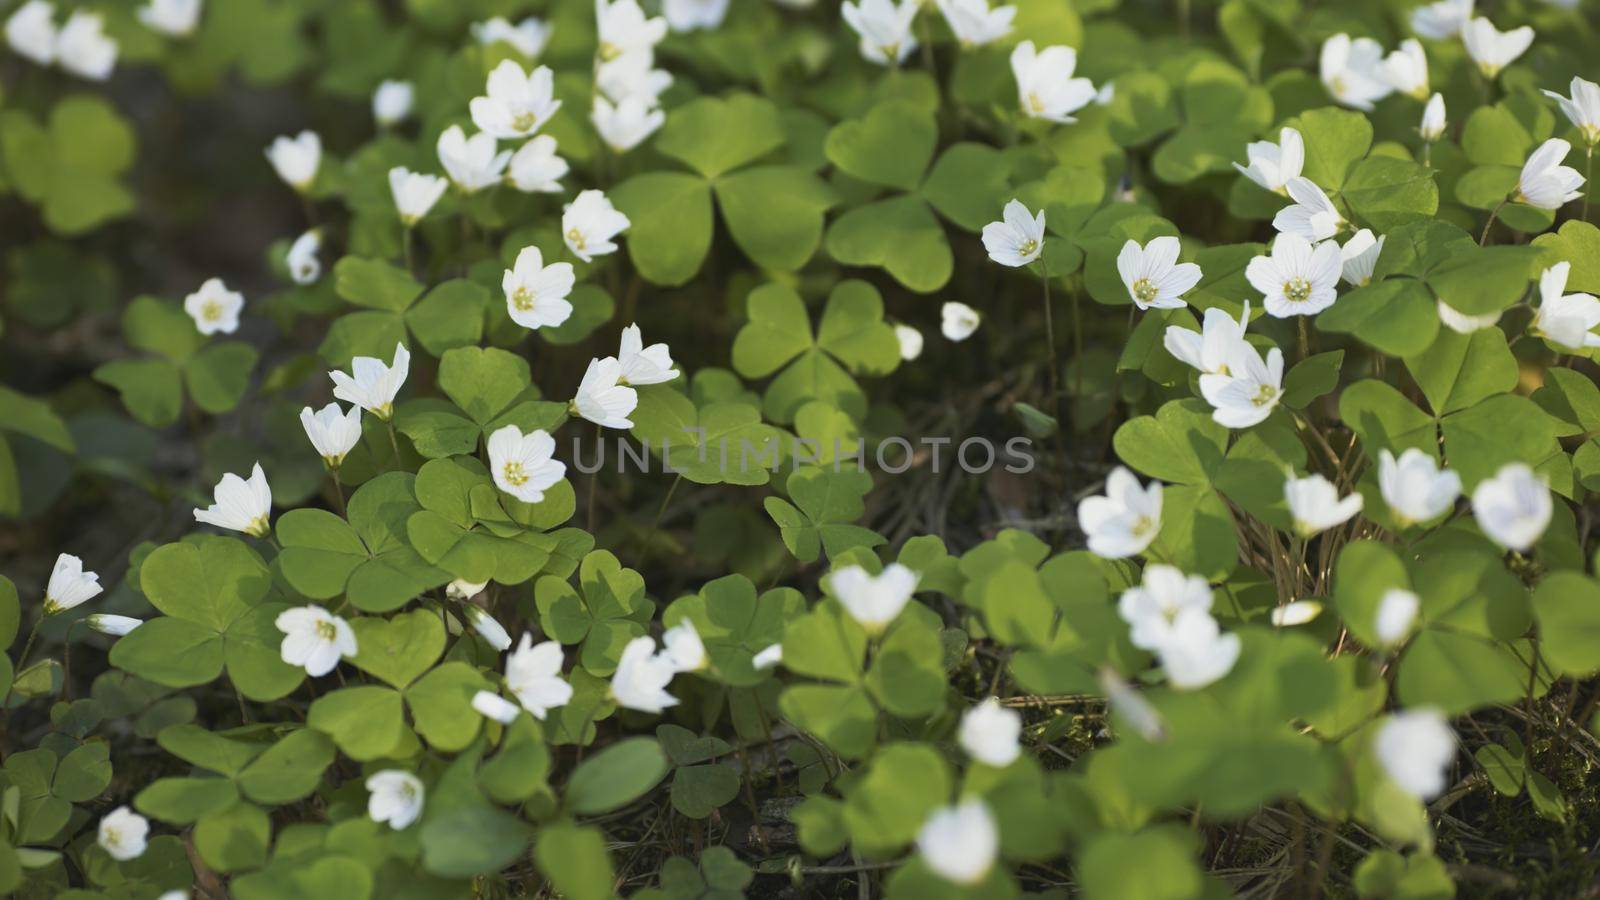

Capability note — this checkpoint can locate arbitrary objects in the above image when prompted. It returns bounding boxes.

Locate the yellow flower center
[1027,91,1045,114]
[503,461,529,487]
[1283,277,1313,303]
[567,228,586,251]
[1251,384,1278,407]
[315,620,338,641]
[512,287,535,312]
[1018,238,1038,258]
[1132,515,1155,537]
[599,41,621,61]
[200,299,223,322]
[512,110,537,132]
[1131,278,1158,304]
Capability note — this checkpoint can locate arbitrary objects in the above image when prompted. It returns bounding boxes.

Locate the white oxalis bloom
[1437,299,1499,334]
[299,402,362,467]
[753,643,783,669]
[473,16,551,58]
[56,10,116,81]
[365,771,424,830]
[194,463,272,537]
[507,135,569,193]
[1164,302,1250,376]
[1284,470,1364,537]
[917,799,999,886]
[502,245,575,330]
[1533,261,1600,350]
[596,50,673,105]
[1339,229,1384,288]
[1378,448,1460,526]
[1420,93,1447,142]
[1471,463,1551,552]
[1382,38,1429,100]
[592,95,665,152]
[1077,466,1163,559]
[895,324,924,361]
[274,604,357,677]
[1247,232,1342,318]
[958,697,1022,767]
[87,614,143,636]
[617,323,678,385]
[610,635,679,713]
[1320,34,1391,111]
[44,552,102,615]
[265,131,321,192]
[487,425,565,504]
[563,190,630,262]
[330,342,410,420]
[183,277,244,335]
[572,356,638,428]
[660,621,708,672]
[97,807,149,862]
[1271,600,1323,627]
[138,0,201,37]
[1544,77,1600,147]
[1097,668,1166,741]
[596,0,668,62]
[506,634,574,718]
[447,579,487,601]
[941,302,981,341]
[1374,708,1456,800]
[1410,0,1472,40]
[372,79,414,126]
[664,0,729,31]
[388,167,448,225]
[472,690,522,724]
[1118,236,1201,310]
[1272,177,1345,242]
[981,199,1045,267]
[470,60,561,140]
[1462,17,1532,79]
[841,0,918,66]
[6,1,56,65]
[936,0,1014,47]
[829,562,918,634]
[1199,340,1283,428]
[1156,608,1241,690]
[1118,564,1213,651]
[286,229,321,285]
[1515,139,1585,210]
[464,606,512,651]
[1234,127,1304,195]
[1011,40,1095,123]
[437,125,512,193]
[1375,588,1421,646]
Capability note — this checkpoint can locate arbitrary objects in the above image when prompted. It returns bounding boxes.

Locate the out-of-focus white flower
[1273,177,1345,242]
[1247,233,1342,318]
[1462,17,1532,79]
[138,0,201,37]
[936,0,1014,47]
[505,634,574,718]
[1516,138,1585,210]
[286,229,321,285]
[1118,236,1201,310]
[331,343,410,420]
[1271,600,1323,627]
[1379,449,1460,526]
[1234,127,1305,196]
[1410,0,1473,40]
[194,463,272,537]
[572,357,638,428]
[958,697,1022,767]
[372,80,414,126]
[1285,470,1364,537]
[895,324,924,361]
[1533,261,1600,349]
[1374,708,1455,799]
[1097,668,1166,741]
[916,799,999,886]
[1320,34,1392,111]
[1154,608,1241,689]
[616,324,677,385]
[1164,302,1251,376]
[1471,463,1552,551]
[299,402,362,467]
[487,425,565,504]
[1011,40,1095,123]
[1339,229,1385,287]
[503,245,575,331]
[842,0,918,66]
[274,604,356,677]
[438,125,512,193]
[1199,340,1283,429]
[828,563,918,634]
[596,49,673,105]
[1420,92,1447,141]
[941,302,981,341]
[265,131,322,192]
[1544,77,1600,147]
[471,60,561,140]
[592,95,665,152]
[463,605,512,651]
[183,278,244,336]
[97,807,148,861]
[1078,467,1163,559]
[506,135,569,193]
[472,690,521,723]
[44,553,101,615]
[660,621,708,672]
[6,1,56,65]
[86,614,142,636]
[1375,588,1420,646]
[610,635,678,712]
[447,579,487,601]
[56,10,116,80]
[981,199,1045,267]
[365,771,424,830]
[1118,564,1214,651]
[1437,300,1500,334]
[563,190,630,262]
[1382,38,1429,100]
[664,0,729,31]
[473,16,551,58]
[753,643,783,669]
[596,0,668,61]
[388,167,448,226]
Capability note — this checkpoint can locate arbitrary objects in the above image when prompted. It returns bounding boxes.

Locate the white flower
[596,49,673,105]
[97,807,149,861]
[1155,609,1241,689]
[299,402,362,467]
[895,324,924,361]
[1117,564,1213,651]
[274,604,356,677]
[1420,92,1447,141]
[463,605,512,651]
[472,690,521,723]
[1097,668,1166,741]
[958,697,1022,767]
[157,892,188,900]
[372,79,414,126]
[610,635,678,713]
[917,799,999,886]
[1533,261,1600,349]
[1117,236,1202,310]
[664,0,729,31]
[753,643,783,669]
[365,771,424,830]
[1164,301,1252,377]
[1094,82,1115,106]
[506,135,569,193]
[1375,588,1420,646]
[194,463,272,537]
[981,199,1045,267]
[330,343,410,420]
[1379,449,1460,526]
[388,167,448,226]
[1471,463,1551,551]
[941,302,981,341]
[1233,127,1305,195]
[1078,467,1163,559]
[138,0,201,37]
[265,131,321,192]
[487,425,565,504]
[1247,232,1342,318]
[1382,38,1429,100]
[936,0,1014,47]
[86,614,142,635]
[44,553,101,615]
[828,563,918,634]
[562,190,630,262]
[56,10,116,80]
[1462,17,1532,79]
[1339,229,1384,287]
[1011,40,1096,123]
[286,229,321,285]
[473,16,551,58]
[1544,77,1600,147]
[661,621,707,672]
[841,0,918,66]
[1374,709,1455,799]
[183,277,244,336]
[447,579,487,601]
[503,245,575,330]
[616,324,677,385]
[1437,299,1500,334]
[505,634,574,718]
[592,95,665,152]
[1515,138,1585,210]
[1272,177,1345,242]
[572,357,638,428]
[1199,340,1283,429]
[1271,600,1323,626]
[1410,0,1473,39]
[471,60,561,140]
[6,1,56,65]
[1285,471,1364,537]
[1320,34,1392,111]
[596,0,668,61]
[437,125,512,193]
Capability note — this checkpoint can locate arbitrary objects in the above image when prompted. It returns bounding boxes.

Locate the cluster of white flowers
[5,0,118,80]
[593,0,671,151]
[609,620,707,712]
[1118,565,1241,690]
[570,323,677,429]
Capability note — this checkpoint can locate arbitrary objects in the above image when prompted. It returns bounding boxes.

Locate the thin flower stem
[329,466,347,518]
[1037,264,1061,419]
[1297,317,1312,361]
[2,623,42,709]
[1069,284,1084,429]
[1480,196,1509,245]
[1584,147,1593,223]
[1422,140,1432,169]
[386,418,403,470]
[402,226,415,275]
